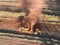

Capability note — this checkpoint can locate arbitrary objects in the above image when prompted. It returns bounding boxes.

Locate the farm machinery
[0,17,60,36]
[0,0,60,42]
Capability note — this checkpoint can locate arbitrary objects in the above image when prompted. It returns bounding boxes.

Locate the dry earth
[0,36,41,45]
[0,18,20,31]
[0,33,59,45]
[0,17,60,45]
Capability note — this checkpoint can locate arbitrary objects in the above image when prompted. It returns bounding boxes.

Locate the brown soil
[0,18,21,32]
[0,36,41,45]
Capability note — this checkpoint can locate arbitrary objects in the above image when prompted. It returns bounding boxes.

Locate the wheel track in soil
[0,32,60,45]
[0,32,41,45]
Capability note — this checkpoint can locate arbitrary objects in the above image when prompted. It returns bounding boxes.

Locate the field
[0,35,41,45]
[0,11,25,19]
[0,11,60,45]
[0,0,60,45]
[0,11,59,20]
[0,32,60,45]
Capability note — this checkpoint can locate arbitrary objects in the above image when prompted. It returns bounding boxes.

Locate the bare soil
[0,36,41,45]
[0,18,20,32]
[0,18,60,45]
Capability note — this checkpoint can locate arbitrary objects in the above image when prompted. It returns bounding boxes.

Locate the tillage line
[0,30,60,44]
